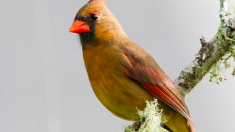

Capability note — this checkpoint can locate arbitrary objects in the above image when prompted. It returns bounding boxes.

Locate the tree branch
[175,0,235,98]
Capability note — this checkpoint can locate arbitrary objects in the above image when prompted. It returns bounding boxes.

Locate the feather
[88,0,106,4]
[122,49,193,125]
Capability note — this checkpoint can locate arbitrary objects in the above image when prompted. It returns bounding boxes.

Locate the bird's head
[69,0,126,48]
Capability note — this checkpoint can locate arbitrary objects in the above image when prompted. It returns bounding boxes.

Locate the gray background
[0,0,235,132]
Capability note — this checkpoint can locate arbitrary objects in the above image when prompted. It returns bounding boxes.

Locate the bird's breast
[82,45,153,120]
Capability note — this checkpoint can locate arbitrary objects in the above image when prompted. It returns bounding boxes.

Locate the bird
[69,0,195,132]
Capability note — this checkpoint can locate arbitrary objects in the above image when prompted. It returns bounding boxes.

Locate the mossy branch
[125,0,235,132]
[125,99,168,132]
[174,0,235,98]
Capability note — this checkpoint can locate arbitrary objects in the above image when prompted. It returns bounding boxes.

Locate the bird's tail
[188,120,195,132]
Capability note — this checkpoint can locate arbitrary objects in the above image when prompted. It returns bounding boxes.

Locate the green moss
[209,44,235,83]
[208,20,235,83]
[124,99,168,132]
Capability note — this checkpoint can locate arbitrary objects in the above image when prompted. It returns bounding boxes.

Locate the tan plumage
[70,1,195,132]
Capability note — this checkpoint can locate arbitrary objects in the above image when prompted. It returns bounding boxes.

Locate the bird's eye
[90,14,98,20]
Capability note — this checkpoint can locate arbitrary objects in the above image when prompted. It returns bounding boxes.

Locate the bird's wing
[121,48,192,122]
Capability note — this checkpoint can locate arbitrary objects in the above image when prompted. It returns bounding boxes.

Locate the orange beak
[69,20,90,34]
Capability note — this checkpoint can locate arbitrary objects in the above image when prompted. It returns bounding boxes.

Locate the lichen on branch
[175,0,235,97]
[125,99,168,132]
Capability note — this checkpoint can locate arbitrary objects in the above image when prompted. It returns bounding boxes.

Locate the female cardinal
[69,0,195,132]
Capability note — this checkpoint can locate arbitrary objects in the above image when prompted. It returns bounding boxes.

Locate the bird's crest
[88,0,106,4]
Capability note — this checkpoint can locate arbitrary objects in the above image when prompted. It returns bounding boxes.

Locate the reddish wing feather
[123,51,192,122]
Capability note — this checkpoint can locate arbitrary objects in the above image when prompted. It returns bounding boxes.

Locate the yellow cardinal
[69,0,195,132]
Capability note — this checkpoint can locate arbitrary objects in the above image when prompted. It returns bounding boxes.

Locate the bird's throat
[79,32,98,48]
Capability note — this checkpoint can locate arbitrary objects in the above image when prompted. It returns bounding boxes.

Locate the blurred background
[0,0,235,132]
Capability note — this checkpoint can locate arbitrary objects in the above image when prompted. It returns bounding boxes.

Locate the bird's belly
[88,69,154,120]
